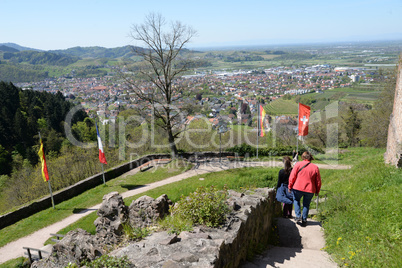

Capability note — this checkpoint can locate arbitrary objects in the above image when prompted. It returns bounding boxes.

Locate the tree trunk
[167,128,178,159]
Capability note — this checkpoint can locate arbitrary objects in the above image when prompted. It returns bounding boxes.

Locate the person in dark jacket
[276,156,293,218]
[288,151,321,227]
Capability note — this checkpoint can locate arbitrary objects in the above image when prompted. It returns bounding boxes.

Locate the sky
[1,0,402,50]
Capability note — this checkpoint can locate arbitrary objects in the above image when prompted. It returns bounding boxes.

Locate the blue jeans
[292,189,314,221]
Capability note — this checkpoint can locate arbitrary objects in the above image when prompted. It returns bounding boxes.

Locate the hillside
[0,81,87,175]
[0,43,41,51]
[49,45,135,59]
[2,50,80,66]
[0,45,19,53]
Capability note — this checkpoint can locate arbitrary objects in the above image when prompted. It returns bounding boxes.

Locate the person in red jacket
[288,151,321,227]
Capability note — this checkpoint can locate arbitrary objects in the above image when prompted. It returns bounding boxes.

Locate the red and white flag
[96,122,107,164]
[298,103,310,136]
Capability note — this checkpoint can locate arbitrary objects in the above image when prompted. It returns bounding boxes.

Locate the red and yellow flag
[258,104,266,137]
[38,139,49,182]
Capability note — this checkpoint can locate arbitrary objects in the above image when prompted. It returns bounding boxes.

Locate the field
[264,99,298,115]
[265,85,382,116]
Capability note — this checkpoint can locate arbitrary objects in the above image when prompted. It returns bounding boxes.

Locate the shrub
[227,143,324,157]
[84,255,132,268]
[171,185,230,227]
[158,214,193,234]
[122,223,150,241]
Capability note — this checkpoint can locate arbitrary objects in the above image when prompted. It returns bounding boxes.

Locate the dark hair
[283,156,292,175]
[302,151,314,161]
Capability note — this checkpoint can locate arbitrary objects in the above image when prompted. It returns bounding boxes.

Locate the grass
[316,148,402,267]
[265,99,298,115]
[0,257,27,268]
[303,86,381,109]
[0,160,191,248]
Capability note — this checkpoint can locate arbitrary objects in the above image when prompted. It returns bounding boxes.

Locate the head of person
[302,151,314,161]
[283,156,292,174]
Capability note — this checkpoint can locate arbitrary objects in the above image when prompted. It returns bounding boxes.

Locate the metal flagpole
[39,132,55,209]
[296,103,300,156]
[48,180,55,209]
[97,119,106,185]
[256,103,259,159]
[101,163,106,185]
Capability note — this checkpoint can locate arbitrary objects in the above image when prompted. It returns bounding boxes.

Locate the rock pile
[31,192,172,267]
[128,194,172,228]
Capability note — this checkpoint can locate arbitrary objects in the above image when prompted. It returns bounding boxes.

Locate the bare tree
[124,13,196,158]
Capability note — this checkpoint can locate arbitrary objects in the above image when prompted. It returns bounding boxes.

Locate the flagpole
[101,163,106,185]
[96,120,106,185]
[296,103,300,157]
[256,103,259,159]
[48,179,55,209]
[38,132,55,209]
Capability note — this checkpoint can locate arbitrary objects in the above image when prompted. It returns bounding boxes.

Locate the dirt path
[0,160,349,264]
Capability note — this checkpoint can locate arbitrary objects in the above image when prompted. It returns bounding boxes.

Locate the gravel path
[0,160,349,264]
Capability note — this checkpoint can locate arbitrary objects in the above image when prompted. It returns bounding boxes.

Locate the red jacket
[288,160,321,194]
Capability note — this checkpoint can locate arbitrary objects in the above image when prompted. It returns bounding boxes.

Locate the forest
[0,82,87,175]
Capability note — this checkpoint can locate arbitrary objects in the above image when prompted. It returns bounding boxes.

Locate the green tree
[359,69,396,147]
[0,145,12,175]
[342,105,362,147]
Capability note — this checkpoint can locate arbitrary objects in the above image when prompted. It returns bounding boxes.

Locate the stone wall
[385,59,402,167]
[113,188,281,267]
[0,151,234,230]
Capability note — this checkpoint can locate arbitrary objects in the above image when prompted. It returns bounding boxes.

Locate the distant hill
[2,50,80,66]
[50,45,135,59]
[0,43,41,51]
[0,45,19,53]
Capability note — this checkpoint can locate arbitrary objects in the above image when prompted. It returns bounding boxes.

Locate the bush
[158,214,193,234]
[227,143,324,157]
[171,186,230,227]
[84,255,132,268]
[122,223,149,241]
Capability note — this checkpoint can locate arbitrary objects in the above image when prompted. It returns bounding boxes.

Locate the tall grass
[317,149,402,267]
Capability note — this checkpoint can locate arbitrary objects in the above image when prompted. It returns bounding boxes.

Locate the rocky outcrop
[128,194,172,228]
[94,191,128,245]
[31,192,172,267]
[31,229,104,268]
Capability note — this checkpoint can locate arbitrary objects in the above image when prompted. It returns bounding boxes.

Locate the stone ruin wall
[385,57,402,167]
